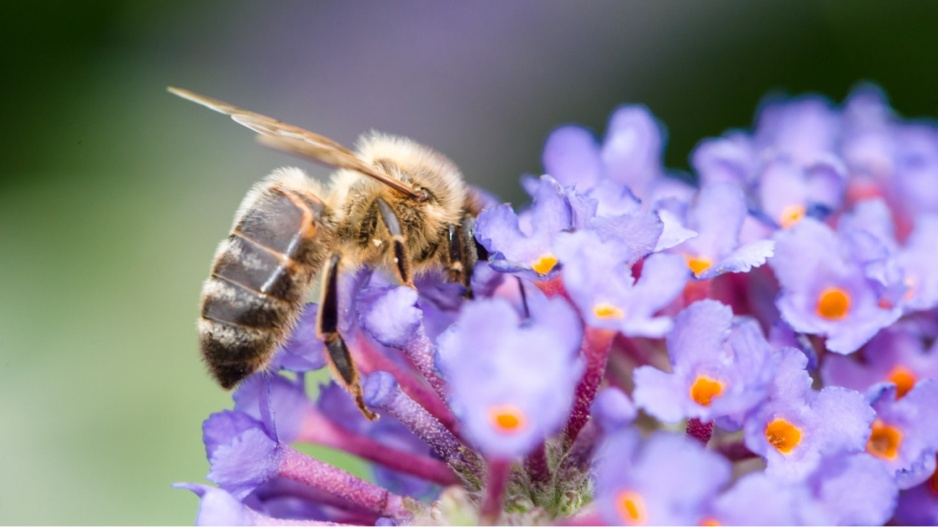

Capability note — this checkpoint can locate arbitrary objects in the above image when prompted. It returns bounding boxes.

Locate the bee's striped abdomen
[199,181,333,389]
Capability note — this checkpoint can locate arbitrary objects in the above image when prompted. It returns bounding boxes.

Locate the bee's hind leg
[316,253,378,421]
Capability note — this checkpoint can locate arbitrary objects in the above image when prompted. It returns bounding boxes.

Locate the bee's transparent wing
[168,87,418,198]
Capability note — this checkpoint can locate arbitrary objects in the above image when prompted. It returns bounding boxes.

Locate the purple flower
[693,132,757,188]
[708,452,897,525]
[866,380,938,489]
[474,175,585,278]
[204,412,281,499]
[590,387,638,433]
[743,347,875,481]
[808,452,898,525]
[896,215,938,311]
[633,300,775,428]
[554,229,688,336]
[175,483,322,526]
[358,286,422,350]
[436,295,582,459]
[670,182,775,279]
[842,86,938,221]
[583,179,667,259]
[267,303,326,373]
[232,374,313,443]
[707,472,819,525]
[770,217,902,353]
[543,105,688,203]
[822,325,938,398]
[755,94,841,167]
[893,476,938,525]
[595,431,731,525]
[756,156,846,229]
[542,125,603,191]
[837,198,908,306]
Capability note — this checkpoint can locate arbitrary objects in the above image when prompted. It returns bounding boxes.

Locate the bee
[169,87,484,420]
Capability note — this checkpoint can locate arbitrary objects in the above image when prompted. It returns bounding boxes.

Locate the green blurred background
[2,1,938,524]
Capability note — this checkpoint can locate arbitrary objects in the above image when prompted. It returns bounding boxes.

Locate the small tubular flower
[770,217,902,353]
[866,380,938,489]
[436,296,582,459]
[743,348,875,481]
[595,431,732,525]
[633,300,775,427]
[672,183,775,279]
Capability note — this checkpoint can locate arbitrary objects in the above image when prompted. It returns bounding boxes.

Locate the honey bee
[169,87,485,420]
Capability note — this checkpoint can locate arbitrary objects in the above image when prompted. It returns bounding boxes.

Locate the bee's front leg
[445,215,480,298]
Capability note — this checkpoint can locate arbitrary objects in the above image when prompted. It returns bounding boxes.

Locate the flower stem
[401,326,448,402]
[298,409,459,487]
[563,326,616,448]
[363,372,485,489]
[278,446,418,521]
[715,440,759,461]
[558,420,600,475]
[352,335,458,433]
[682,277,713,305]
[480,458,511,524]
[685,418,713,445]
[535,275,566,298]
[523,442,551,487]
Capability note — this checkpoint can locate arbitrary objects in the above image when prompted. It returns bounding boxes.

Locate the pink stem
[351,336,458,433]
[686,418,713,445]
[563,326,616,448]
[278,447,417,521]
[523,442,551,487]
[716,440,759,461]
[298,409,459,487]
[534,275,567,298]
[401,328,447,401]
[682,278,712,306]
[480,458,511,524]
[559,420,600,474]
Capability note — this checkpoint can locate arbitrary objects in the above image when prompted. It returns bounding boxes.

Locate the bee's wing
[168,87,419,198]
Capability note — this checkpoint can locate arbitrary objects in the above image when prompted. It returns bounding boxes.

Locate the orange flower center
[689,375,725,407]
[867,420,902,460]
[816,287,851,320]
[488,404,526,434]
[593,302,625,320]
[765,417,802,454]
[779,204,806,228]
[886,365,917,398]
[685,255,713,276]
[531,254,558,275]
[614,490,647,525]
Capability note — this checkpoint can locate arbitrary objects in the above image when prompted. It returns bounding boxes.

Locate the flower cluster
[178,85,938,525]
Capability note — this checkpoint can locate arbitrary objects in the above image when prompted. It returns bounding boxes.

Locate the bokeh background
[3,1,938,523]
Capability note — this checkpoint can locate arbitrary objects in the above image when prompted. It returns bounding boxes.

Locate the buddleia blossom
[177,85,938,525]
[633,300,775,428]
[667,183,775,279]
[770,217,902,353]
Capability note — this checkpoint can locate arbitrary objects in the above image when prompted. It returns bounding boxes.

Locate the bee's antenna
[516,276,531,319]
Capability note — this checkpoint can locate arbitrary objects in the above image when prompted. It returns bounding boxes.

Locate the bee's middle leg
[376,198,414,287]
